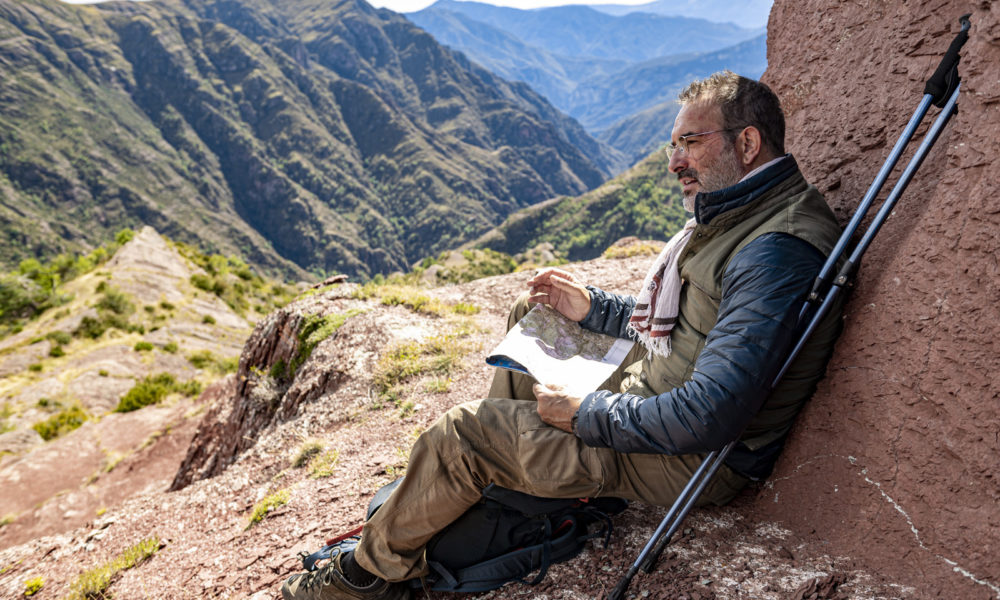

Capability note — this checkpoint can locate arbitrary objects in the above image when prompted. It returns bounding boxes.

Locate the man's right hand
[527,268,591,322]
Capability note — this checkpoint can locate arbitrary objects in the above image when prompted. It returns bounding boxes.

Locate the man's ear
[736,126,764,166]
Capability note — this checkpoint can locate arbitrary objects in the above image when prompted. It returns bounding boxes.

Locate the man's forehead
[671,102,723,138]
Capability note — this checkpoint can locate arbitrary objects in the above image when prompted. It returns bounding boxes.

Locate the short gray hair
[678,70,786,156]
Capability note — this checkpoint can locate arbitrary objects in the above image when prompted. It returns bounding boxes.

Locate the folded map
[486,304,634,395]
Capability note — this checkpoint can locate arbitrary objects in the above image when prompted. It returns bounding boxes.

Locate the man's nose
[668,150,686,173]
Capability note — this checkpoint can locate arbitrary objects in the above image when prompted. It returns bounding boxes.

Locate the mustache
[677,168,699,181]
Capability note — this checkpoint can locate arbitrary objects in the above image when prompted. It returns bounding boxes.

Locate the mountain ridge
[0,0,622,280]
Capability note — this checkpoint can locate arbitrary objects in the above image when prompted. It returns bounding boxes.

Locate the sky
[59,0,656,14]
[367,0,652,13]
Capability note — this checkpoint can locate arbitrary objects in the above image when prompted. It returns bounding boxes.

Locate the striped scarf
[627,218,697,357]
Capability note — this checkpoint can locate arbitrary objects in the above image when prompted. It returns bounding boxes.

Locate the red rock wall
[762,1,999,597]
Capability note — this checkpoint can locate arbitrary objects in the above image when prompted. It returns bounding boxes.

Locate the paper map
[486,304,634,395]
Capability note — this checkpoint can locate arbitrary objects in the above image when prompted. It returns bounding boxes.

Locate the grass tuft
[247,489,291,528]
[292,439,324,468]
[23,576,43,596]
[308,449,341,479]
[64,537,160,600]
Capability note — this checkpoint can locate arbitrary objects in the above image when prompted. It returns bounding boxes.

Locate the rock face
[760,2,999,597]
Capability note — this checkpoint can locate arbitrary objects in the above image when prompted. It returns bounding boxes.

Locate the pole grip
[923,14,971,107]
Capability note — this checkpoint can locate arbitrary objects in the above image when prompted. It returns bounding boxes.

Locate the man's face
[668,102,745,212]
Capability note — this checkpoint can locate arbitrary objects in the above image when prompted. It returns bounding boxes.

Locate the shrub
[98,369,109,377]
[74,315,107,339]
[133,341,154,352]
[159,301,175,310]
[115,373,201,412]
[46,330,72,345]
[96,288,133,316]
[28,363,42,372]
[187,350,238,374]
[163,341,178,353]
[32,405,89,441]
[201,314,216,325]
[247,489,291,528]
[48,345,65,358]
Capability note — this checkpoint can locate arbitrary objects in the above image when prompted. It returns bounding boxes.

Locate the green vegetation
[477,156,687,262]
[32,405,89,441]
[98,369,109,377]
[372,326,476,416]
[284,309,364,379]
[64,537,160,600]
[424,378,451,393]
[48,345,65,358]
[163,341,178,353]
[603,239,665,259]
[247,489,291,528]
[413,248,518,284]
[352,283,480,317]
[0,230,134,337]
[1,514,15,527]
[23,576,43,596]
[115,373,203,413]
[133,341,154,352]
[292,439,324,468]
[201,314,216,324]
[175,241,295,317]
[308,449,341,479]
[187,350,239,374]
[73,286,138,340]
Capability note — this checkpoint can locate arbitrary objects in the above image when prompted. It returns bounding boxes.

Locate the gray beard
[682,148,745,213]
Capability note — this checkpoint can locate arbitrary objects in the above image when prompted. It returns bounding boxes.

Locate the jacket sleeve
[578,285,636,340]
[574,233,825,454]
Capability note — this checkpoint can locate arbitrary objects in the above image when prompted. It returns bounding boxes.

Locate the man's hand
[534,383,583,433]
[527,268,591,322]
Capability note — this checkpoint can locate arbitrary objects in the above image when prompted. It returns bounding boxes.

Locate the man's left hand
[534,383,582,433]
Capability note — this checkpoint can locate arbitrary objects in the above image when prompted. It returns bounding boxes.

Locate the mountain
[409,1,764,62]
[470,149,687,261]
[586,34,768,159]
[406,1,766,161]
[0,0,623,280]
[590,0,774,28]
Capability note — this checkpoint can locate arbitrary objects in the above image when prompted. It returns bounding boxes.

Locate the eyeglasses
[664,128,741,159]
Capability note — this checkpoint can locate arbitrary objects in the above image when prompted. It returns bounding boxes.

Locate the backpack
[299,478,628,593]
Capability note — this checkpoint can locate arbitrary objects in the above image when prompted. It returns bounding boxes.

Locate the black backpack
[299,478,627,593]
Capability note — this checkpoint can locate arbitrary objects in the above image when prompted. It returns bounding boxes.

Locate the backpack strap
[425,516,593,593]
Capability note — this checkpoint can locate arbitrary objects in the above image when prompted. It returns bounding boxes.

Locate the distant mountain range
[0,0,624,280]
[406,0,768,162]
[589,0,773,28]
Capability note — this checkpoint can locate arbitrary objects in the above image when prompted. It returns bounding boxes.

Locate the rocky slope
[0,0,621,280]
[0,227,251,549]
[0,250,919,599]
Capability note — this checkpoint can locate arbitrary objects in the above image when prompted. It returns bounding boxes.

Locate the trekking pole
[609,15,971,600]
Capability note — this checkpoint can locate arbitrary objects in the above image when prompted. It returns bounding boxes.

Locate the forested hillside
[0,0,622,280]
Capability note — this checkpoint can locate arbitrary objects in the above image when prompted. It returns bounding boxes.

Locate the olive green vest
[624,169,843,450]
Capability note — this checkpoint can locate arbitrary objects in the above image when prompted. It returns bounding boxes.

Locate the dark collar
[694,155,799,225]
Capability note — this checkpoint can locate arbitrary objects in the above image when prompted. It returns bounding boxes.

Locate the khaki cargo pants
[355,295,748,582]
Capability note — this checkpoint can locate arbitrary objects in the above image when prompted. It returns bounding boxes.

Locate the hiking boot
[281,540,410,600]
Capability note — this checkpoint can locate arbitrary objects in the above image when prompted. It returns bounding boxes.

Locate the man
[281,71,843,600]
